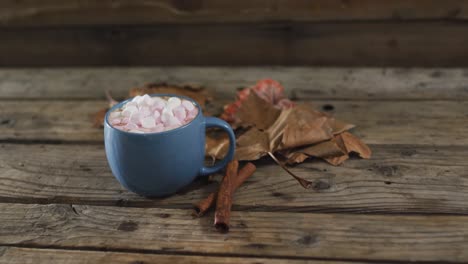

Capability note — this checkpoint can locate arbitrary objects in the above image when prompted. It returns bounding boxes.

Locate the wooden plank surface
[0,99,466,145]
[2,22,468,67]
[1,0,467,27]
[0,143,467,214]
[1,67,468,100]
[0,67,466,262]
[1,203,468,262]
[0,247,331,264]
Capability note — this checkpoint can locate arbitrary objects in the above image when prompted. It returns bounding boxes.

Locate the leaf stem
[267,152,313,189]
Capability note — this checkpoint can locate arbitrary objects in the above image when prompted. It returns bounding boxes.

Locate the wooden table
[0,67,467,263]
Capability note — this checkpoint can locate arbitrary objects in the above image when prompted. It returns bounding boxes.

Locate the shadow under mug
[104,94,236,197]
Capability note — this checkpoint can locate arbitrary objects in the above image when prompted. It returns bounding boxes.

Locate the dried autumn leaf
[266,108,293,152]
[323,133,349,165]
[206,78,371,189]
[235,128,270,160]
[237,92,281,130]
[286,152,309,164]
[324,154,350,166]
[340,131,372,159]
[221,79,294,125]
[282,106,334,149]
[321,132,371,166]
[287,139,346,164]
[205,133,230,160]
[332,118,355,135]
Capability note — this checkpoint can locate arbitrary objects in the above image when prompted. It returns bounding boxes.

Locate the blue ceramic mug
[104,94,235,197]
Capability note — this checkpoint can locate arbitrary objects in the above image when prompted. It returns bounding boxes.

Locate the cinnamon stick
[193,162,256,217]
[214,160,239,233]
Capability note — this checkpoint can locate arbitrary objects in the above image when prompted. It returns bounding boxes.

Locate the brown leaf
[237,92,281,130]
[324,154,350,166]
[282,106,334,149]
[205,133,230,160]
[287,139,346,164]
[266,108,293,151]
[130,83,211,108]
[286,152,309,164]
[331,118,355,134]
[341,131,372,159]
[91,108,108,128]
[322,133,349,165]
[235,128,270,160]
[221,79,294,125]
[322,132,371,166]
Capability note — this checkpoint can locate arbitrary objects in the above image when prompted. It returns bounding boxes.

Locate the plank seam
[0,244,463,264]
[0,199,466,216]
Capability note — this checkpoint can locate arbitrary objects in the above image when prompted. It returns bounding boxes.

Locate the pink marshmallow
[173,106,186,122]
[152,124,165,133]
[125,123,138,130]
[110,118,121,125]
[182,100,195,111]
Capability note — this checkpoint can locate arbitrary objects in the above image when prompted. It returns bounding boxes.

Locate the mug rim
[105,93,202,136]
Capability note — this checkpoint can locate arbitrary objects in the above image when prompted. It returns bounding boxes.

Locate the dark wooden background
[1,0,468,67]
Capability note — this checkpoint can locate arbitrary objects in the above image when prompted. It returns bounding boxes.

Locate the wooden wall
[1,0,468,67]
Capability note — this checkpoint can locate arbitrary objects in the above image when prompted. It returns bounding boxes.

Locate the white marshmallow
[142,94,153,106]
[167,97,181,109]
[161,108,174,123]
[122,105,138,117]
[141,116,156,129]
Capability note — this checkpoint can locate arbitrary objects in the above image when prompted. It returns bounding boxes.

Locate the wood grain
[2,22,468,67]
[0,247,328,264]
[0,143,467,214]
[1,67,468,100]
[0,99,466,145]
[1,0,467,27]
[1,203,468,262]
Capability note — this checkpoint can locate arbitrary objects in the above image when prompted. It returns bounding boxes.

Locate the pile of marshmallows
[108,94,198,133]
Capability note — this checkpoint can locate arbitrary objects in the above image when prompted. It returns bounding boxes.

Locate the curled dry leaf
[288,131,372,166]
[286,152,309,164]
[207,92,359,164]
[286,139,346,164]
[340,131,372,159]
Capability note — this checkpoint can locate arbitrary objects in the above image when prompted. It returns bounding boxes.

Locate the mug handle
[199,117,236,176]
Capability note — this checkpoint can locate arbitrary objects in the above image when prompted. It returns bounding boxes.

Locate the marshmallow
[110,94,199,134]
[182,100,195,111]
[173,106,186,121]
[167,97,181,109]
[141,116,156,129]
